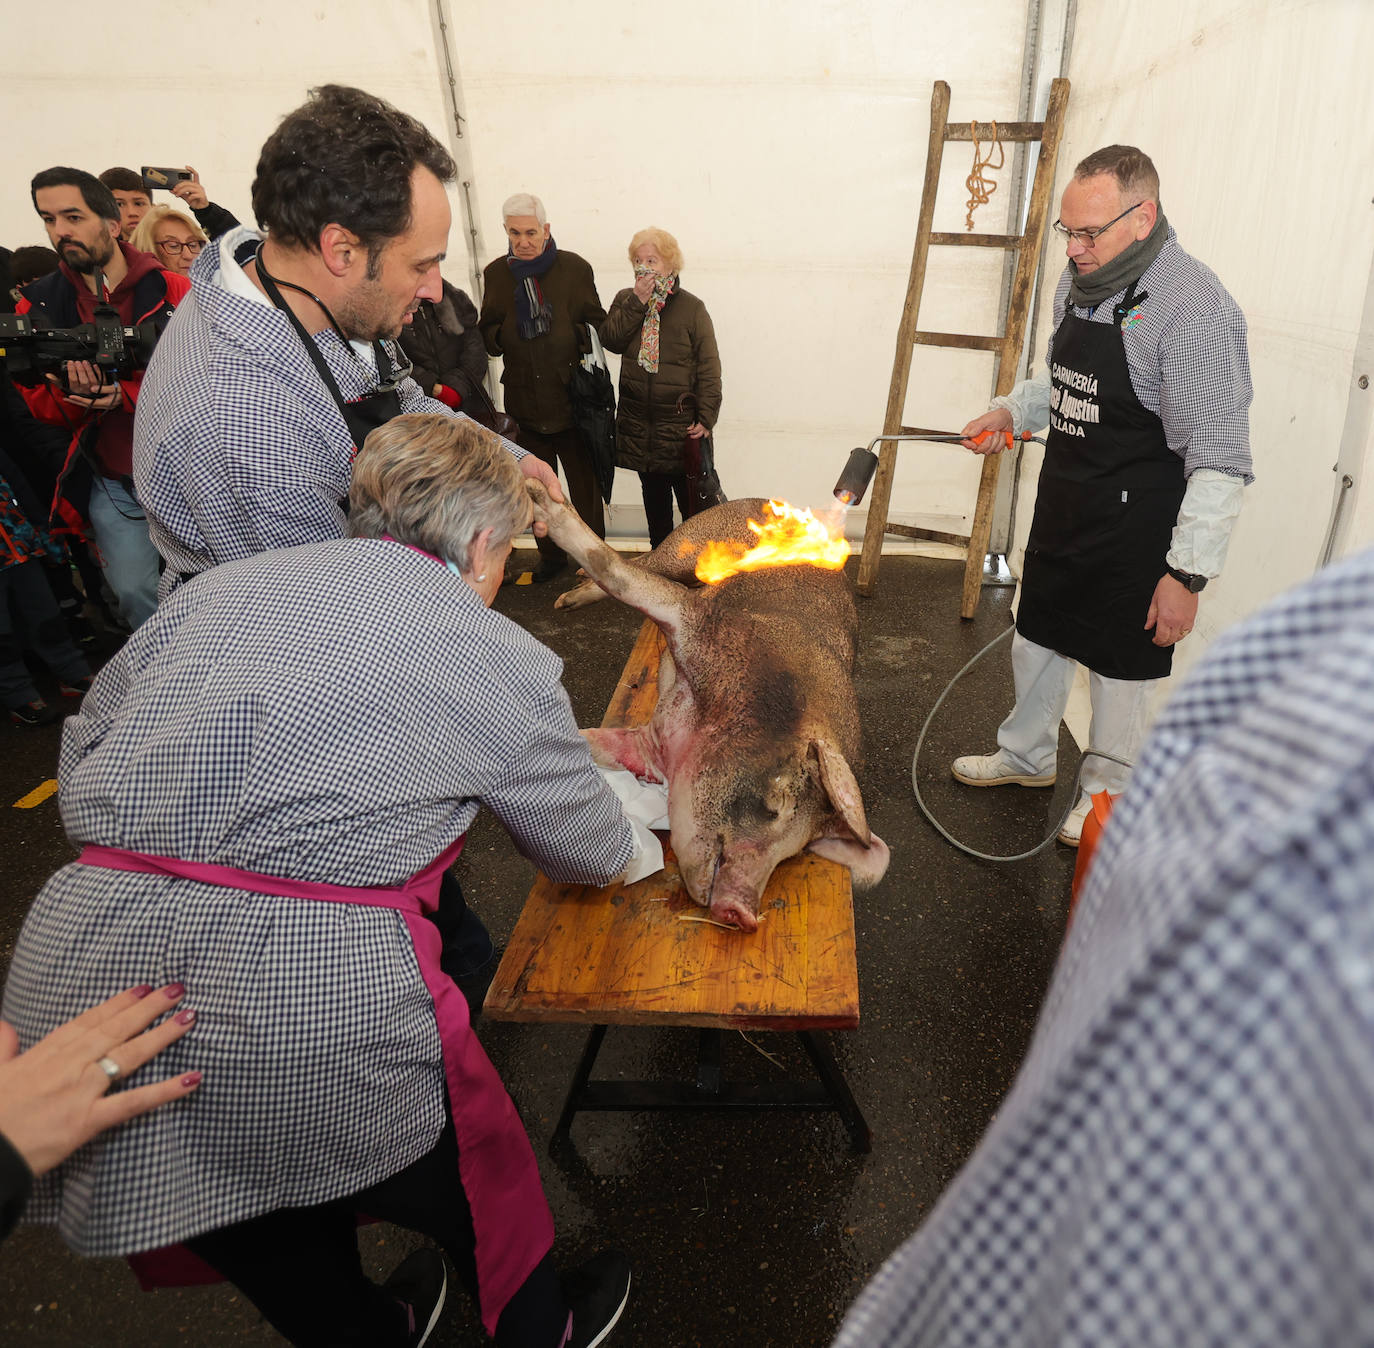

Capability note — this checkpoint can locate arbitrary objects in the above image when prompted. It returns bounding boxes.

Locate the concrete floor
[0,548,1080,1347]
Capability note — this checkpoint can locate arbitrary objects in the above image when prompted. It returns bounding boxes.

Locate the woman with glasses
[131,205,208,277]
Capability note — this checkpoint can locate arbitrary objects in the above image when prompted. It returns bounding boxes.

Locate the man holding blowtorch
[952,145,1252,846]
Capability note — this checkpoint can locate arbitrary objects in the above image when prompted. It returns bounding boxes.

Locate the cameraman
[13,168,188,630]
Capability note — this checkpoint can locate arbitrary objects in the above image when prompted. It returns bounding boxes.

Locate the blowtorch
[832,430,1046,506]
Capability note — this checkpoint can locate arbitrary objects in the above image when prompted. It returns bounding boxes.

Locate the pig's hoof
[555,581,605,610]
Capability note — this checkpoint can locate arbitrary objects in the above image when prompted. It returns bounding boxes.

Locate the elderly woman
[1,415,636,1348]
[598,228,722,547]
[131,204,208,277]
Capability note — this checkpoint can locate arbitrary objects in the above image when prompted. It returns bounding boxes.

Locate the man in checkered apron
[134,85,567,995]
[835,543,1374,1347]
[951,145,1253,845]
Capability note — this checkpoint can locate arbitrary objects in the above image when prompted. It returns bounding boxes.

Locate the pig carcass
[532,489,889,932]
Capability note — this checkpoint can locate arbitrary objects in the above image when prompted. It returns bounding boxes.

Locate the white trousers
[995,633,1157,796]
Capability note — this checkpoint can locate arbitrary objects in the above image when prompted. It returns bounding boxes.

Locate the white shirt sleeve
[990,366,1052,435]
[1167,468,1246,578]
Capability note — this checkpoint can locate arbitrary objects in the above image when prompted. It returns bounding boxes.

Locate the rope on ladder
[965,120,1005,230]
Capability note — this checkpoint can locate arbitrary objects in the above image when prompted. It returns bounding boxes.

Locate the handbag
[457,376,520,444]
[570,323,617,504]
[676,393,726,515]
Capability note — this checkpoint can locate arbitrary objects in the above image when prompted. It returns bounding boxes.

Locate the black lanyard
[253,247,410,433]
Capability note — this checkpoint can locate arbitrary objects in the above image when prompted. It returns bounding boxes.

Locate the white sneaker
[1056,793,1094,848]
[951,751,1056,789]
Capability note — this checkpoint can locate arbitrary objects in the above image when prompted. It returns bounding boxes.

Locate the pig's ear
[811,739,872,845]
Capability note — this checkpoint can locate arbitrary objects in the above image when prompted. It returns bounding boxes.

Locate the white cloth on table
[596,765,668,883]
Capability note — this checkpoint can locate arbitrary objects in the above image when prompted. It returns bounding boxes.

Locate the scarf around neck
[1068,211,1168,309]
[636,269,678,373]
[508,237,558,340]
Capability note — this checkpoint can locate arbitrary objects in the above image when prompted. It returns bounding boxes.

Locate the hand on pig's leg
[527,480,687,632]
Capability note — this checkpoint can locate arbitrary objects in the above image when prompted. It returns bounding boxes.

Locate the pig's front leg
[526,481,687,634]
[582,727,666,783]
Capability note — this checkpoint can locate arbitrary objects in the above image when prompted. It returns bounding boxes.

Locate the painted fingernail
[131,984,153,998]
[174,1008,197,1026]
[164,983,186,999]
[180,1071,203,1088]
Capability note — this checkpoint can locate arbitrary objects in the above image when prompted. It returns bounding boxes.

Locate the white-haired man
[951,145,1253,845]
[479,194,605,581]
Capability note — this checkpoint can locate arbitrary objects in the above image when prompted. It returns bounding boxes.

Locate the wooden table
[485,619,871,1152]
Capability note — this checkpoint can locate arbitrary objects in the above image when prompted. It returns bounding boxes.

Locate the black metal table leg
[799,1030,873,1153]
[550,1023,608,1152]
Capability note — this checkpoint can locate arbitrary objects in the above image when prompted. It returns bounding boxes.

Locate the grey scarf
[1068,211,1168,308]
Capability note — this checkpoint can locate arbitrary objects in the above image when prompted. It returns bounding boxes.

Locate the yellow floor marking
[13,779,58,809]
[515,572,533,586]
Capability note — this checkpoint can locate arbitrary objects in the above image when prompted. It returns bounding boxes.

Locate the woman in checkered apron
[1,414,637,1347]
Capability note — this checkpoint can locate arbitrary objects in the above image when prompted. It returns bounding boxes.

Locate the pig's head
[673,734,877,932]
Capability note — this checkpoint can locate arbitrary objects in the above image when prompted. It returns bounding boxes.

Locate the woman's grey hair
[348,414,528,572]
[501,192,547,226]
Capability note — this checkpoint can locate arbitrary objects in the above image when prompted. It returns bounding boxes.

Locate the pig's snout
[708,897,759,933]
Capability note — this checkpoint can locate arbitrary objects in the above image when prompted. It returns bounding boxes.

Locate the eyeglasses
[1050,202,1143,246]
[155,238,206,255]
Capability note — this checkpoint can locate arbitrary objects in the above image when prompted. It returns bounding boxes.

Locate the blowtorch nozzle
[834,447,879,507]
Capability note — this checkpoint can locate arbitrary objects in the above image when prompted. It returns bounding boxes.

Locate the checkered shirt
[1,538,633,1256]
[834,545,1374,1348]
[1052,226,1253,481]
[133,228,524,599]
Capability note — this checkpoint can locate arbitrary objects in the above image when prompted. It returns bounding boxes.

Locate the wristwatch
[1166,565,1208,593]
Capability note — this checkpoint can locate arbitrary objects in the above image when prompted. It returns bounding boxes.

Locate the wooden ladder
[856,77,1070,616]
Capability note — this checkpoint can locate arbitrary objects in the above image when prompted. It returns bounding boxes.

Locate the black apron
[1017,279,1185,681]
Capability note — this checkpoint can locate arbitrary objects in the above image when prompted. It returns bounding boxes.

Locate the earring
[476,573,487,582]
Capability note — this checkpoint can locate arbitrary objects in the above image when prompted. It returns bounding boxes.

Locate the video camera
[0,305,166,388]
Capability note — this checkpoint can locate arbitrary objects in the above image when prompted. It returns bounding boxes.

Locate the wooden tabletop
[484,619,860,1031]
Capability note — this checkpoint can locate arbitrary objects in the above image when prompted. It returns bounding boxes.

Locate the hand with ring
[0,983,202,1177]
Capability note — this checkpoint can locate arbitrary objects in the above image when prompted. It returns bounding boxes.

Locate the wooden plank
[882,522,971,549]
[943,121,1044,142]
[912,331,1004,352]
[484,618,860,1032]
[857,79,951,598]
[928,232,1023,249]
[958,76,1070,619]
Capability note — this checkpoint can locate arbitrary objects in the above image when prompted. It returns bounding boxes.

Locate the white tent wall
[3,0,1035,542]
[0,4,463,270]
[446,0,1035,539]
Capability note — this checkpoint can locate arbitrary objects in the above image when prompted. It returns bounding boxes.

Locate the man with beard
[12,168,187,630]
[134,83,558,597]
[133,85,562,1006]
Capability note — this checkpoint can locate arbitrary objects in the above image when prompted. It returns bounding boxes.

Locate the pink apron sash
[80,842,553,1336]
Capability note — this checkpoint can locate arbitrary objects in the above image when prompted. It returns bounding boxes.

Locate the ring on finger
[96,1055,121,1081]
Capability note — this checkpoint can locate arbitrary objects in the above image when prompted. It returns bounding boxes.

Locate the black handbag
[458,377,521,444]
[676,393,726,515]
[570,326,617,505]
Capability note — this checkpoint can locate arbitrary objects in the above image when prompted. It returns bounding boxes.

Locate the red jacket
[15,241,189,489]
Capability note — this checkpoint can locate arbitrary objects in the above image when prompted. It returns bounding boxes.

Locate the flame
[694,499,850,585]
